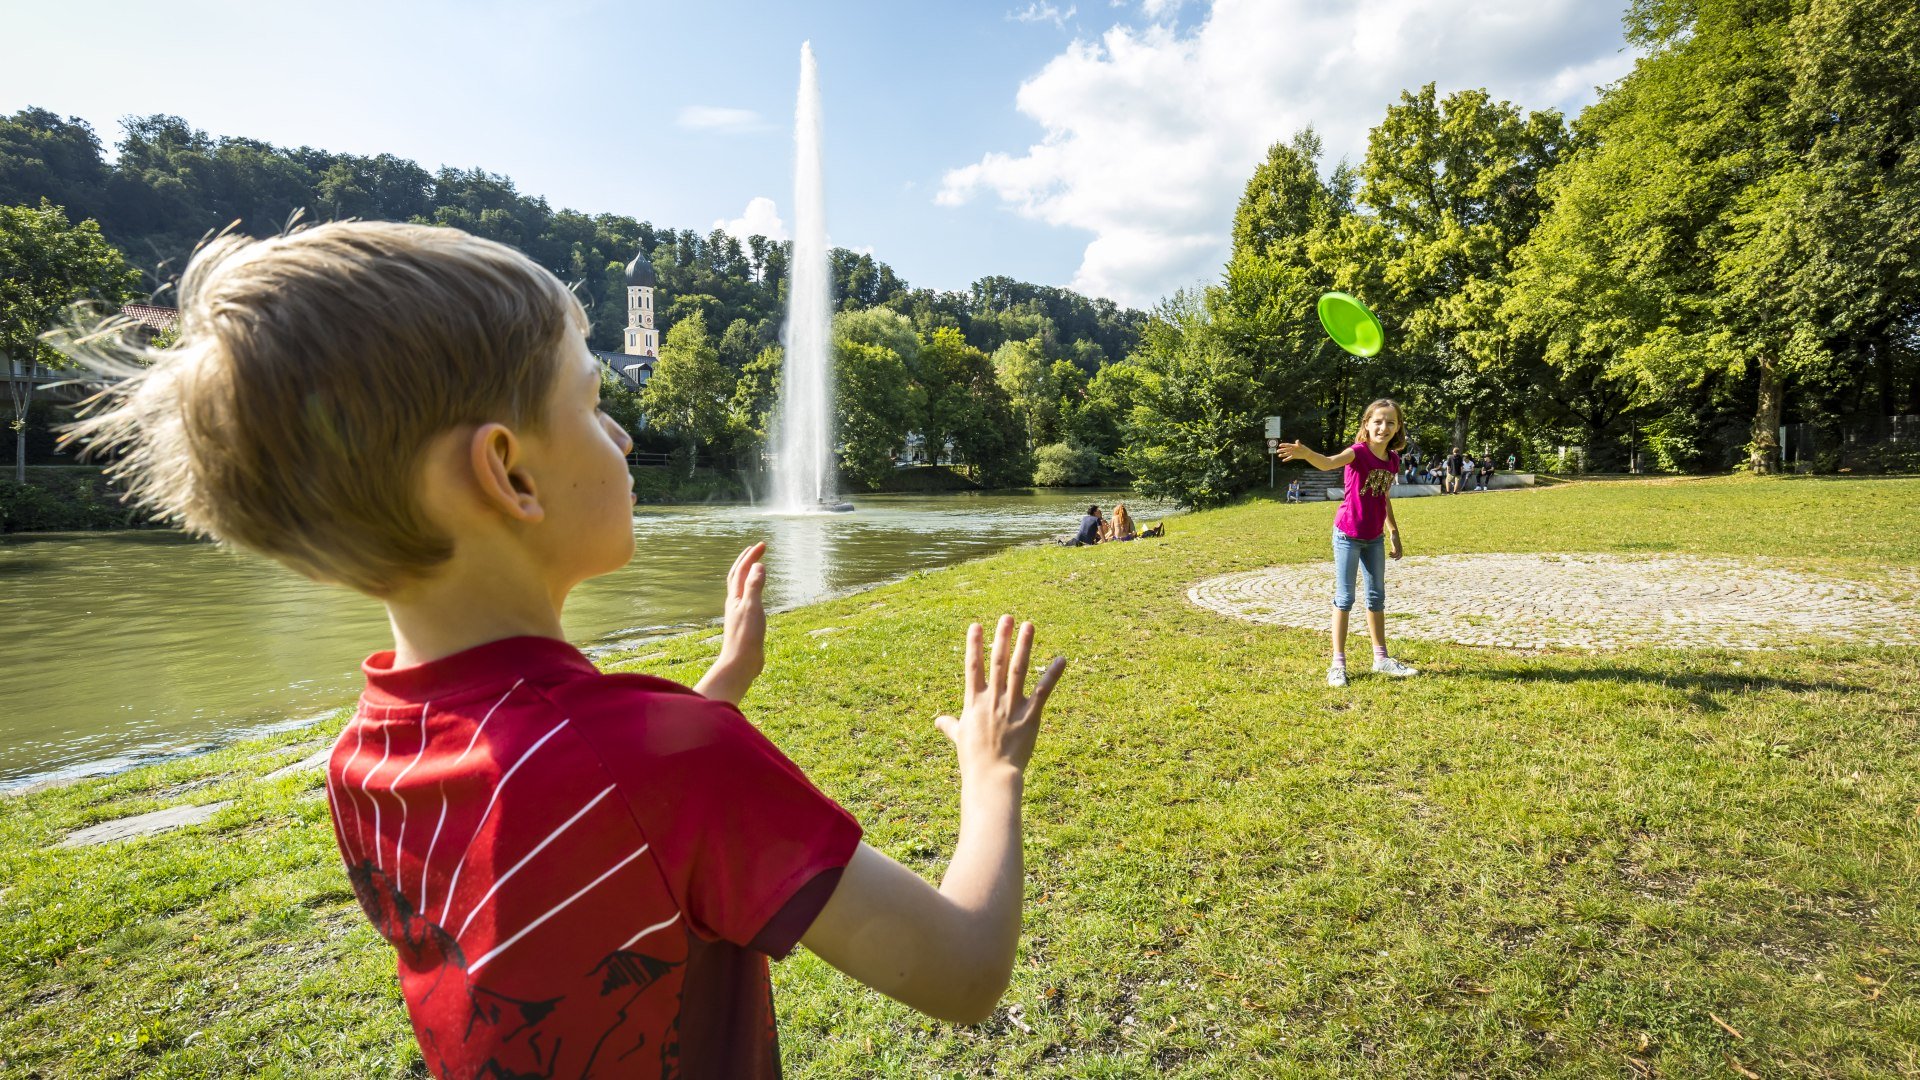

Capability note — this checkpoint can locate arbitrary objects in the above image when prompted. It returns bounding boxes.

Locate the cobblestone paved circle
[1187,554,1920,650]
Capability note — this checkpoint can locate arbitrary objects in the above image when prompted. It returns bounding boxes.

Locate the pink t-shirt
[1333,442,1399,541]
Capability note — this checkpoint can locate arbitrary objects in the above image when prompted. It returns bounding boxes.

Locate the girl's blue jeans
[1332,527,1386,612]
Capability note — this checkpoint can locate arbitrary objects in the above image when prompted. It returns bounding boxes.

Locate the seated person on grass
[1104,502,1138,542]
[1286,479,1303,503]
[65,221,1069,1080]
[1073,504,1104,546]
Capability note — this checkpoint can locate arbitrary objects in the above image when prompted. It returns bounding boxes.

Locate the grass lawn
[3,475,1918,1077]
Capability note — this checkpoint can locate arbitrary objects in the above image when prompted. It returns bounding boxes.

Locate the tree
[715,317,764,373]
[1032,441,1102,486]
[993,337,1056,448]
[1071,359,1146,472]
[1116,291,1267,509]
[0,201,141,481]
[1218,131,1377,452]
[0,109,111,228]
[833,340,913,489]
[598,368,645,442]
[640,314,731,476]
[917,327,1030,485]
[1360,84,1568,449]
[1505,1,1818,472]
[727,344,782,472]
[1772,0,1920,419]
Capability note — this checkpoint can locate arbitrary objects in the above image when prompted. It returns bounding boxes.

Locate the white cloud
[1010,2,1077,29]
[938,0,1638,307]
[714,196,788,243]
[1139,0,1183,19]
[677,105,764,132]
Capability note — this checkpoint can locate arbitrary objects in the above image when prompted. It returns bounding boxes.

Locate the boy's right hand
[935,616,1065,778]
[800,614,1065,1025]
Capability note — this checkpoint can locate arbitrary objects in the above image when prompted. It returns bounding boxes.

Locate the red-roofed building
[121,304,180,334]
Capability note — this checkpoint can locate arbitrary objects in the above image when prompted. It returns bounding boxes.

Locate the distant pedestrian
[1445,447,1465,494]
[1286,479,1304,504]
[1506,452,1517,471]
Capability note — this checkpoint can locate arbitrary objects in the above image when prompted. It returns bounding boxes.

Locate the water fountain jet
[770,42,850,514]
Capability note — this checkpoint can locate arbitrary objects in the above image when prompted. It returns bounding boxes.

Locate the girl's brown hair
[60,220,587,596]
[1353,398,1408,454]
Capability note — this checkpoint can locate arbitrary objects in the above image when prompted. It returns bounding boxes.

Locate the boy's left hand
[696,542,767,705]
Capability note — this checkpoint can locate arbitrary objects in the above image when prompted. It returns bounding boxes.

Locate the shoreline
[0,511,1136,795]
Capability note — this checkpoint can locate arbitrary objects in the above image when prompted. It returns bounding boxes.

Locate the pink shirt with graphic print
[1333,441,1400,541]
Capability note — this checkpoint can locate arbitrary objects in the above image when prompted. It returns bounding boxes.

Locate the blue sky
[1,0,1634,308]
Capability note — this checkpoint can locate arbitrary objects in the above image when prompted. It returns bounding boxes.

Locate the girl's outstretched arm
[1276,442,1355,472]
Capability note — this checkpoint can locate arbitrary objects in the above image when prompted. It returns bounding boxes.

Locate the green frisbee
[1317,291,1384,357]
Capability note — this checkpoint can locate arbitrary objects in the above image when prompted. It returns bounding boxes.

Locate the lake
[0,490,1164,790]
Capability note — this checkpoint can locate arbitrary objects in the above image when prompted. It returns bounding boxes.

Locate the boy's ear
[469,422,545,524]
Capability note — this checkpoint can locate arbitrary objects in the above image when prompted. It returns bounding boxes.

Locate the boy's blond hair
[64,221,587,596]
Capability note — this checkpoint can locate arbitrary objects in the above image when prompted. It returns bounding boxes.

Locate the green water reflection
[0,491,1165,788]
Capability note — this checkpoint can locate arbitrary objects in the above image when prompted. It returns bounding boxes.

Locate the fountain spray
[771,41,835,513]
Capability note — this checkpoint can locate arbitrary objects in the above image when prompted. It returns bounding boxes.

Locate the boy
[68,222,1067,1078]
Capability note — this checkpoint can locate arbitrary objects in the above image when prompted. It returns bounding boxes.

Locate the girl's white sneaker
[1372,656,1419,677]
[1327,664,1349,687]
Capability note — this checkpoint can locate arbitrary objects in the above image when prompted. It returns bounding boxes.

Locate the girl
[1105,502,1138,542]
[1276,399,1420,686]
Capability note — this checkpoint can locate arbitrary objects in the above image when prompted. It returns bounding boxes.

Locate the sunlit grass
[3,476,1917,1077]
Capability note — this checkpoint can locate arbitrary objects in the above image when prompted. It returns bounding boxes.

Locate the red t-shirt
[325,636,862,1079]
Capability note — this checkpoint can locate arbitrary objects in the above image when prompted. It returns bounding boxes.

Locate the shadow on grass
[1465,664,1859,710]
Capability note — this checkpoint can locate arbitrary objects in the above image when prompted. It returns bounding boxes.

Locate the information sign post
[1265,417,1282,488]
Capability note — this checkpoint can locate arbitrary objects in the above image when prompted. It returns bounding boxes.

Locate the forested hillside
[0,108,1143,367]
[0,108,1144,486]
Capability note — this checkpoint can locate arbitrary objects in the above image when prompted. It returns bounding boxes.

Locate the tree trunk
[9,378,28,485]
[1747,353,1783,474]
[1874,337,1895,418]
[1451,404,1471,453]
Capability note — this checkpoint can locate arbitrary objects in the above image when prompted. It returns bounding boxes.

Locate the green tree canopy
[1116,291,1267,509]
[640,313,731,474]
[1,200,141,479]
[833,340,914,489]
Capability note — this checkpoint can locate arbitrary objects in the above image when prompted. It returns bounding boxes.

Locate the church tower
[623,250,659,360]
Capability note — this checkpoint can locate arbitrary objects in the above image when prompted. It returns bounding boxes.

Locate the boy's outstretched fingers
[1027,655,1067,717]
[990,614,1015,700]
[1009,621,1035,699]
[728,542,766,601]
[964,621,986,704]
